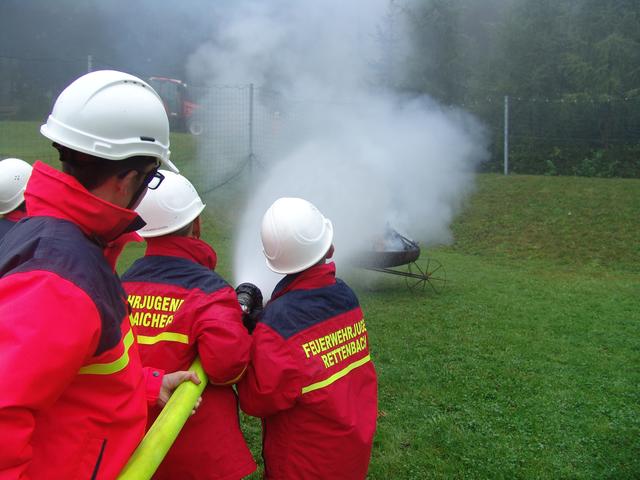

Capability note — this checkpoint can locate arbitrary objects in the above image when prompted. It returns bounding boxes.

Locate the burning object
[351,226,446,293]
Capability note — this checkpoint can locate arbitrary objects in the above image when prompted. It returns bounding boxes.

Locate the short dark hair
[55,144,157,190]
[171,221,197,237]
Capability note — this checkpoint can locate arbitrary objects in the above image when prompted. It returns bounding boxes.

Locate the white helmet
[40,70,178,173]
[261,197,334,274]
[135,170,205,237]
[0,158,33,214]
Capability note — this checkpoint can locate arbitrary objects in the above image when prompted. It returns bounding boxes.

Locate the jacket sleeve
[0,272,101,479]
[190,287,251,385]
[237,323,303,418]
[142,367,165,406]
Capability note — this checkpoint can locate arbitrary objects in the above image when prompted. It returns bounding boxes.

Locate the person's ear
[192,216,201,239]
[117,170,140,196]
[326,244,335,259]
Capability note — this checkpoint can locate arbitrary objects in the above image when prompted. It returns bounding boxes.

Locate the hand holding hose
[159,371,202,414]
[236,283,263,334]
[119,359,208,479]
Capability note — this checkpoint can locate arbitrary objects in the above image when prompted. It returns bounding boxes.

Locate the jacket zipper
[90,439,107,480]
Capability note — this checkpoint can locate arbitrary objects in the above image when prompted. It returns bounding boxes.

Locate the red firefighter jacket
[0,162,164,480]
[237,262,378,480]
[104,231,143,271]
[0,209,27,241]
[121,235,256,480]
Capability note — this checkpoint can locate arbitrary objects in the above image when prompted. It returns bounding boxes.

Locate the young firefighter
[121,170,256,480]
[0,158,32,241]
[238,197,378,479]
[0,70,200,479]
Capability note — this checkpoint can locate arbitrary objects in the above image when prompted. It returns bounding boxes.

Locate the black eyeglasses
[142,169,165,190]
[119,167,165,190]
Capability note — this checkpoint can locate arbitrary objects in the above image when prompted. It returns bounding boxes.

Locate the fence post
[248,83,255,174]
[503,95,509,175]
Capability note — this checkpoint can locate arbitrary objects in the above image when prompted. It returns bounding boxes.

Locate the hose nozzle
[235,283,263,333]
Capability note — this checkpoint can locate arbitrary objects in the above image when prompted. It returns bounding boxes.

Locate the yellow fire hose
[118,358,208,480]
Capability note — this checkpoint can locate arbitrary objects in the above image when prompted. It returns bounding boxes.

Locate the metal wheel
[188,119,204,136]
[405,257,446,293]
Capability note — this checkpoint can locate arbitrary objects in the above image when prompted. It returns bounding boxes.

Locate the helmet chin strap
[192,217,201,239]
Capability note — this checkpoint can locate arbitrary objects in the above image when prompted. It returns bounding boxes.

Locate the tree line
[1,0,639,177]
[383,0,640,177]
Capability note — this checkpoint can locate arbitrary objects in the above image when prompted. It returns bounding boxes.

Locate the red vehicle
[148,77,203,135]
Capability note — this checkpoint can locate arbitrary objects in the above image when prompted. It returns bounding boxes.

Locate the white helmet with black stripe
[40,70,178,173]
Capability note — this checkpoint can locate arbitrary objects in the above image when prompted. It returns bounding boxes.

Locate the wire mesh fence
[464,96,640,177]
[1,56,639,185]
[175,85,289,194]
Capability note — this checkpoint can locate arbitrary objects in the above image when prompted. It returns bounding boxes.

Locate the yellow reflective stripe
[79,329,134,375]
[136,332,189,345]
[301,354,371,394]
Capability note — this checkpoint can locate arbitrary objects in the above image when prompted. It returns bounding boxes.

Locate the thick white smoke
[186,0,488,297]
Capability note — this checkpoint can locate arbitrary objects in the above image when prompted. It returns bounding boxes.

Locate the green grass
[0,120,199,169]
[3,120,639,478]
[140,173,640,479]
[356,253,638,478]
[0,120,54,163]
[447,174,640,274]
[356,175,640,478]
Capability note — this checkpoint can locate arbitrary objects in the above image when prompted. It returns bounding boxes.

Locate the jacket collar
[24,162,144,245]
[4,209,27,222]
[145,235,218,270]
[270,262,337,301]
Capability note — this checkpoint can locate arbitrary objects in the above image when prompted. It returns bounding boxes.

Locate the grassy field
[361,175,639,479]
[140,173,640,479]
[3,121,639,478]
